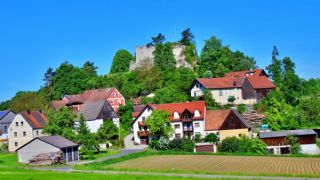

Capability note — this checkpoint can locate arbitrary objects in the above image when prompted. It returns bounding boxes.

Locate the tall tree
[153,42,176,72]
[110,50,134,73]
[43,107,77,141]
[118,101,134,131]
[43,67,56,86]
[147,33,165,46]
[76,114,97,152]
[145,110,173,139]
[180,28,194,45]
[266,46,282,85]
[96,120,119,145]
[82,61,98,76]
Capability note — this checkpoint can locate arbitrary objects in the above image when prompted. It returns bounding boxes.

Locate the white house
[8,110,47,152]
[191,69,276,105]
[0,110,16,144]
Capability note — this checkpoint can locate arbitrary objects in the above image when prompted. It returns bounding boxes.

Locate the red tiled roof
[205,110,230,131]
[21,111,48,129]
[149,101,206,121]
[52,88,116,109]
[224,69,265,78]
[247,76,276,89]
[196,77,244,89]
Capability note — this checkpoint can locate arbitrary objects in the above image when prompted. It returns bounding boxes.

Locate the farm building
[259,129,319,155]
[16,135,79,164]
[0,110,16,145]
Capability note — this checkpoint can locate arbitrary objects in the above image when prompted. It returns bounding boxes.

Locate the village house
[0,110,16,145]
[259,129,319,155]
[190,69,276,105]
[132,101,251,145]
[8,110,47,152]
[16,135,79,164]
[52,87,125,112]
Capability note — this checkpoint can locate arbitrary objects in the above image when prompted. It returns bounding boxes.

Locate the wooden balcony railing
[137,131,149,137]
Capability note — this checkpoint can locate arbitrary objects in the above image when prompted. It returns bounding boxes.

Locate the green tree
[299,96,320,127]
[96,120,119,146]
[0,100,10,111]
[82,61,98,76]
[145,110,173,139]
[285,135,301,154]
[137,67,162,95]
[180,28,194,45]
[8,91,49,113]
[266,46,282,85]
[43,67,56,86]
[118,101,134,131]
[204,133,218,143]
[153,42,176,72]
[43,107,77,141]
[202,90,220,110]
[77,114,98,153]
[147,33,165,46]
[218,136,240,152]
[110,50,134,73]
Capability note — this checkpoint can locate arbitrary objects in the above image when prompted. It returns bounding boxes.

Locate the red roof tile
[247,76,276,89]
[205,110,230,131]
[149,101,206,121]
[224,69,266,78]
[197,77,244,89]
[21,111,48,129]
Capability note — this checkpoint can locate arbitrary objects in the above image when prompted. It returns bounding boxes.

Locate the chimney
[27,109,31,114]
[233,81,237,86]
[39,109,42,114]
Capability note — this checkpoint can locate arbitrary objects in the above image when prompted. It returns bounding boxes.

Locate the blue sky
[0,0,319,101]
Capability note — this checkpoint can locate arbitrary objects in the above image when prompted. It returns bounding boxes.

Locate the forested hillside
[0,28,319,131]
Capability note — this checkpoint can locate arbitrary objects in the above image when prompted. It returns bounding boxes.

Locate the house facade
[52,87,125,112]
[259,129,319,155]
[0,110,16,144]
[132,101,251,145]
[8,110,47,152]
[190,69,276,105]
[17,135,79,164]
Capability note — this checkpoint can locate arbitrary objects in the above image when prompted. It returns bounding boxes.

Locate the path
[30,168,320,180]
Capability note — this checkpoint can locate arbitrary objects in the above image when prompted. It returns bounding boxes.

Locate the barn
[16,136,79,164]
[259,129,319,155]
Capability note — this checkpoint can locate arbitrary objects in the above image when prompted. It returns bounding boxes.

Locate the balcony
[137,131,149,137]
[183,126,193,131]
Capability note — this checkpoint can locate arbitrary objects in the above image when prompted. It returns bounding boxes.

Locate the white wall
[301,144,320,154]
[190,83,204,97]
[193,120,205,138]
[171,122,183,140]
[133,107,153,144]
[75,119,104,133]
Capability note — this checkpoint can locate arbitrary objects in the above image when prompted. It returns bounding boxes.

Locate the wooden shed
[16,136,79,164]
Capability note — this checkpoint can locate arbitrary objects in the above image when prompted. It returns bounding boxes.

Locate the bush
[285,135,301,154]
[218,136,240,152]
[168,137,195,152]
[204,133,218,143]
[149,136,170,150]
[237,104,247,114]
[0,143,8,152]
[227,96,236,104]
[194,134,201,143]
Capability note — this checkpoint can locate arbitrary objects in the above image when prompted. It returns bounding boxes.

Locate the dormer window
[194,110,200,118]
[173,112,179,119]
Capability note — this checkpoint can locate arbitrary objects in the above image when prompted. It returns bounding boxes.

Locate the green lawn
[0,153,218,180]
[81,149,120,160]
[317,139,320,148]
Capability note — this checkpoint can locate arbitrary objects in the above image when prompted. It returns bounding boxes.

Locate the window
[21,121,24,126]
[36,131,39,135]
[173,112,179,119]
[194,123,200,128]
[14,142,18,147]
[175,133,181,138]
[219,90,223,96]
[15,122,18,127]
[194,110,200,117]
[14,132,17,137]
[110,100,114,105]
[4,126,6,130]
[142,117,145,121]
[174,124,180,129]
[23,131,26,136]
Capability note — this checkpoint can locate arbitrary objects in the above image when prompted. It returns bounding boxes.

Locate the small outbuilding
[16,135,79,164]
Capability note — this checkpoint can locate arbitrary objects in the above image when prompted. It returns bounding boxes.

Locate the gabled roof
[76,100,118,121]
[196,77,244,89]
[246,76,276,89]
[16,135,78,151]
[205,109,251,131]
[224,69,267,78]
[20,111,48,129]
[149,101,206,120]
[132,105,146,118]
[259,129,316,139]
[52,88,117,110]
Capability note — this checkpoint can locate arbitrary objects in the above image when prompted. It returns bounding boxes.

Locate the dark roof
[259,129,316,139]
[0,110,10,120]
[16,135,78,151]
[38,136,78,149]
[76,100,118,121]
[20,111,48,129]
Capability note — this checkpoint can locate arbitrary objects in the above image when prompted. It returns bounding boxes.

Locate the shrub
[204,133,218,143]
[237,104,247,114]
[168,138,183,151]
[218,136,240,152]
[194,134,201,143]
[227,96,236,104]
[0,143,8,152]
[285,135,301,154]
[168,137,195,152]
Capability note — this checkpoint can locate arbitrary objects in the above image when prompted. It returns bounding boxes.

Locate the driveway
[124,134,148,149]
